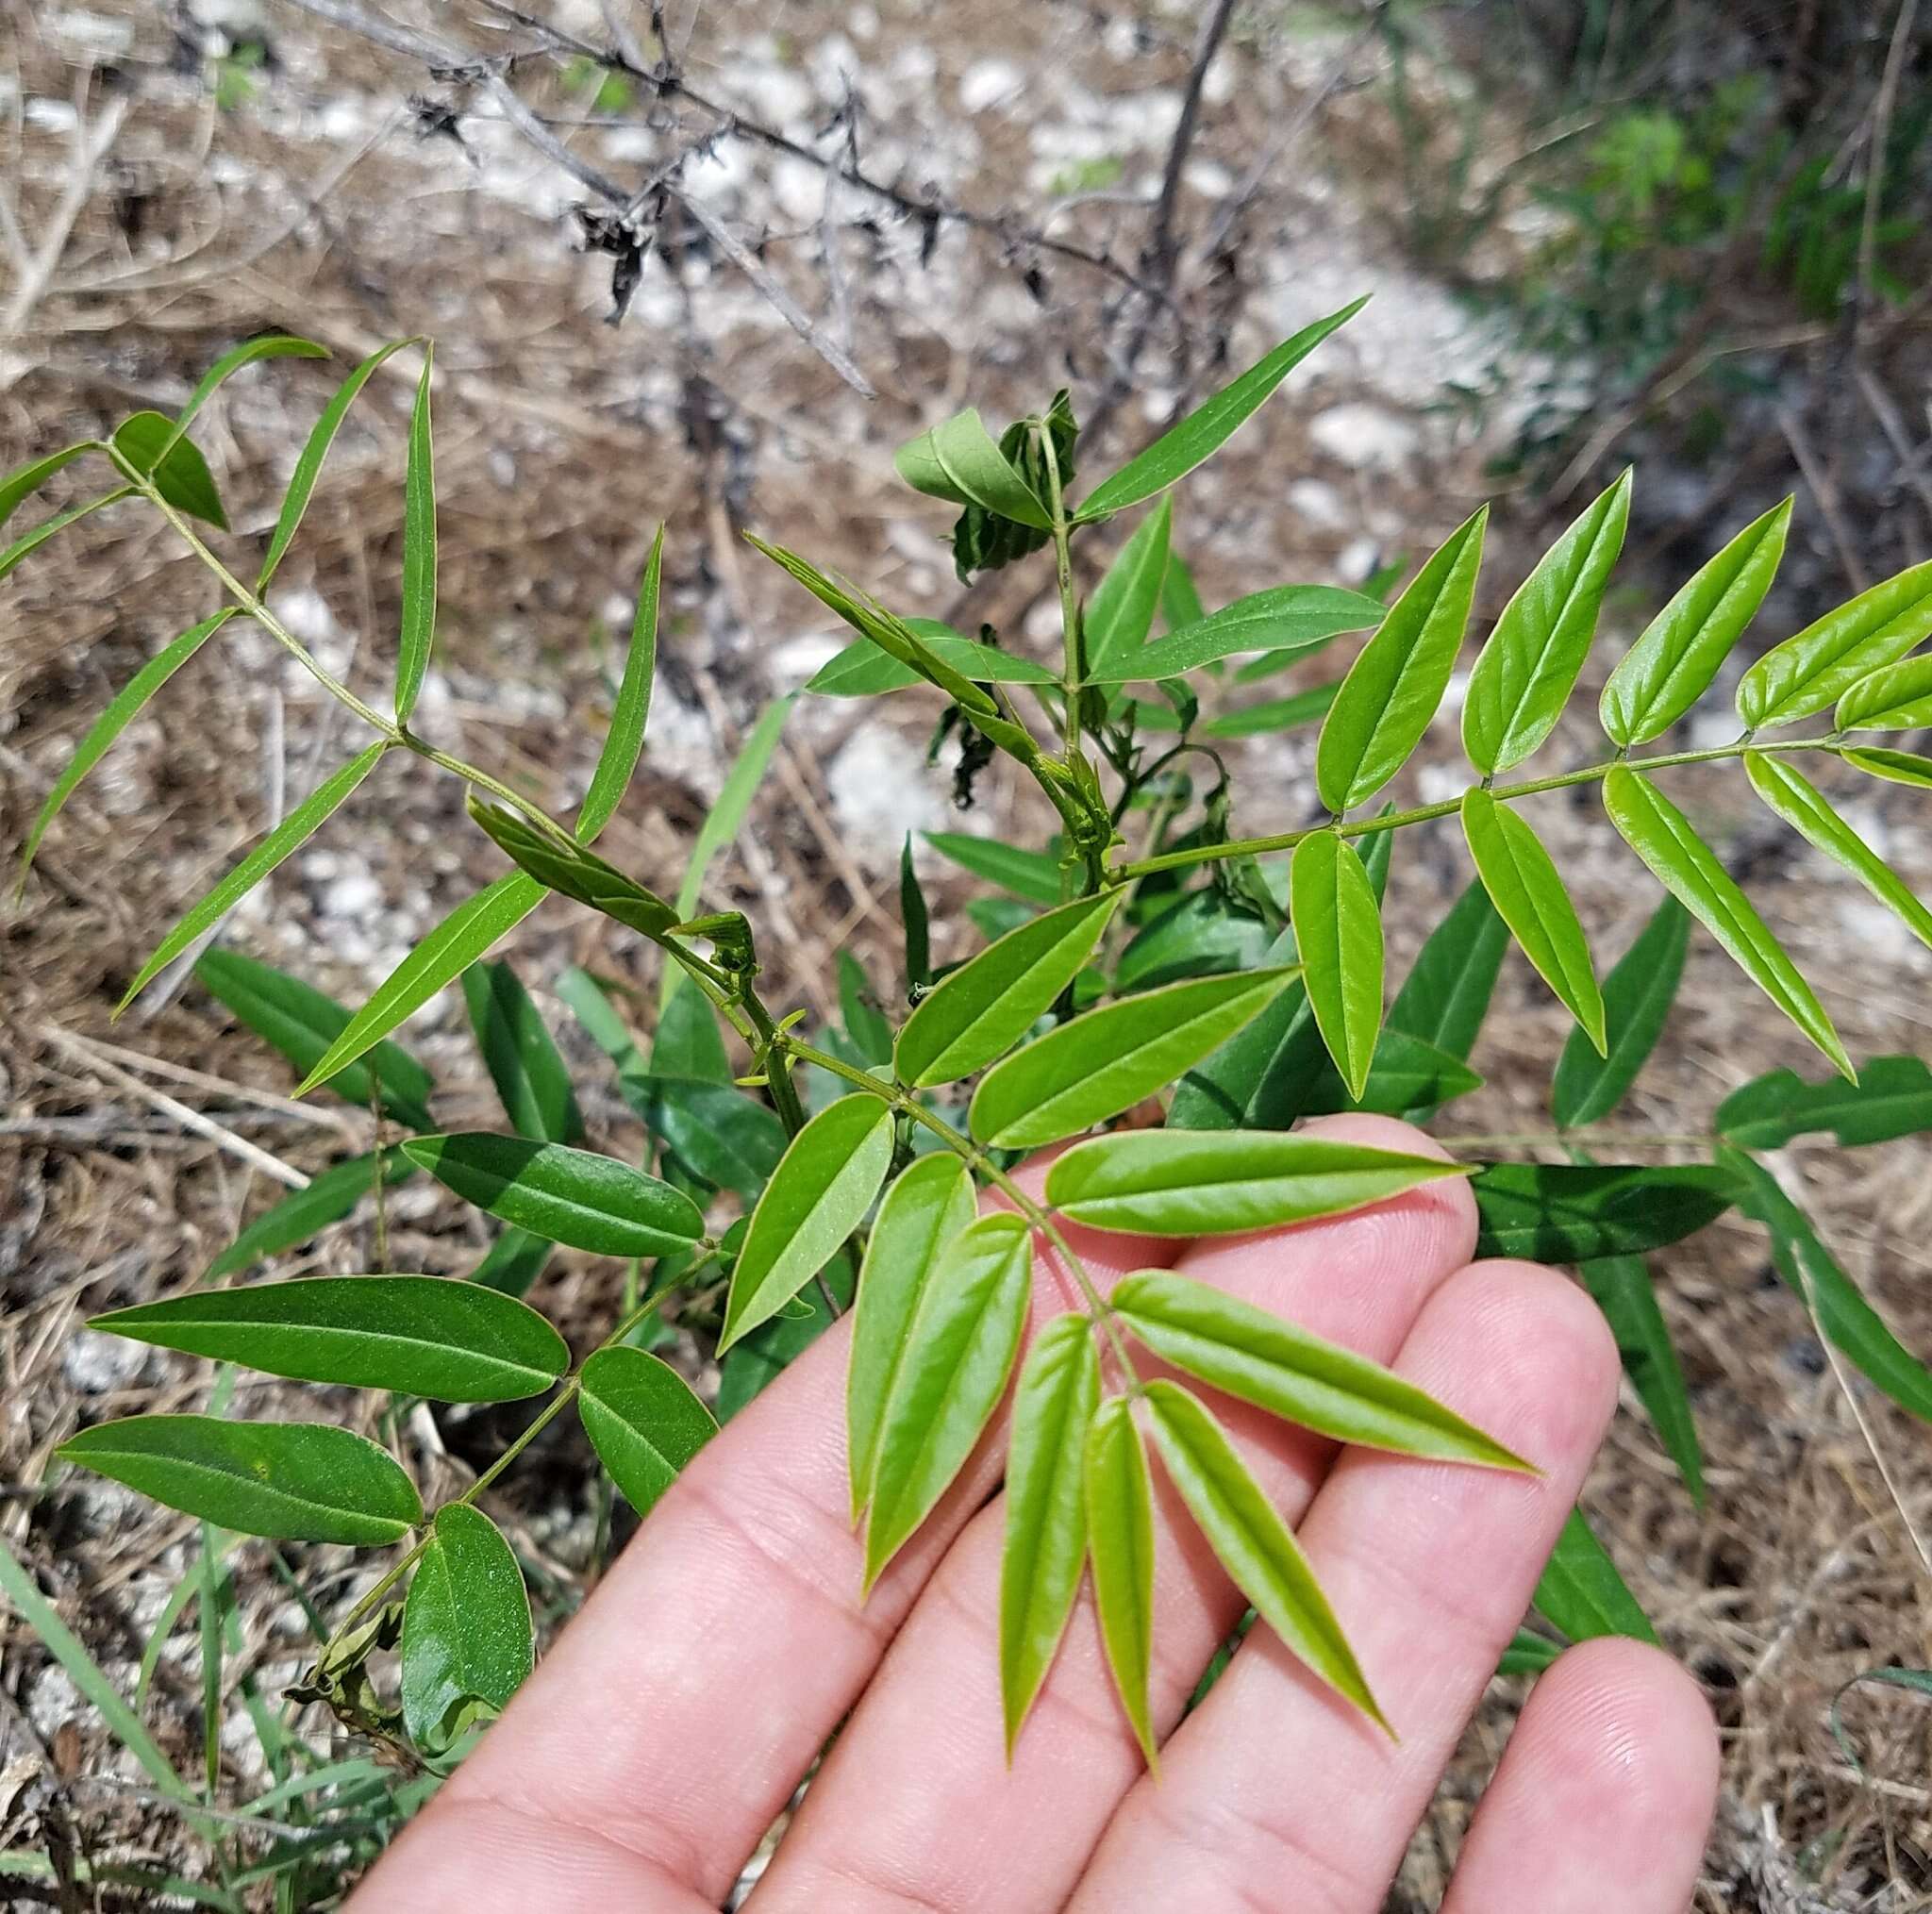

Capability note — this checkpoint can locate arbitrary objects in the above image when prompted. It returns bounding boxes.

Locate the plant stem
[1038,423,1083,774]
[1115,733,1848,880]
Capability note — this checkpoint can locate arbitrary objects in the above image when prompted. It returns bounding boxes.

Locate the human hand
[349,1116,1718,1913]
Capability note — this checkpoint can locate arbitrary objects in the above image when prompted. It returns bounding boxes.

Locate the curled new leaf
[1736,557,1932,729]
[1289,829,1384,1102]
[401,1503,532,1748]
[577,1346,717,1517]
[467,799,677,938]
[895,408,1051,528]
[1844,745,1932,790]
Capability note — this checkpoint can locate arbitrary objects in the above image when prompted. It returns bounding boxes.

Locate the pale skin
[350,1116,1720,1912]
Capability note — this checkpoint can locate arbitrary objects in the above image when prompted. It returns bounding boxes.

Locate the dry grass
[2,1,1929,1906]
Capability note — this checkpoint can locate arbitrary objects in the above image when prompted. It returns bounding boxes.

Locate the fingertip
[1535,1636,1721,1810]
[1296,1111,1479,1258]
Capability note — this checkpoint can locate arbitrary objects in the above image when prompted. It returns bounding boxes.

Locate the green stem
[1037,424,1082,771]
[1114,733,1848,880]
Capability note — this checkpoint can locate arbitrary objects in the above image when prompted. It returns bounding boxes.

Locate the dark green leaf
[0,442,95,534]
[577,524,661,840]
[577,1346,717,1517]
[1085,1395,1159,1768]
[946,392,1075,579]
[469,1225,552,1298]
[652,978,731,1084]
[1737,557,1932,728]
[1471,1161,1742,1262]
[1465,470,1630,774]
[715,1252,853,1422]
[1387,876,1508,1064]
[1113,891,1271,993]
[1317,506,1488,811]
[1086,495,1172,671]
[401,1504,531,1748]
[462,960,584,1144]
[637,1076,786,1198]
[1551,895,1688,1128]
[1289,830,1383,1101]
[111,412,227,528]
[1299,1027,1483,1117]
[1532,1508,1657,1644]
[901,836,932,990]
[1083,586,1383,685]
[1498,1627,1564,1676]
[1075,299,1367,521]
[837,952,893,1067]
[924,833,1064,906]
[393,347,436,724]
[58,1417,421,1545]
[401,1134,704,1258]
[1715,1054,1932,1149]
[1576,1255,1704,1501]
[205,1151,411,1281]
[894,408,1051,527]
[92,1275,567,1402]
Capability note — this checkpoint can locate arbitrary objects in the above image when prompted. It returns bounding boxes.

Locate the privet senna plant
[11,302,1932,1773]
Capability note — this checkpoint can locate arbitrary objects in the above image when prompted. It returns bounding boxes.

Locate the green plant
[8,307,1932,1872]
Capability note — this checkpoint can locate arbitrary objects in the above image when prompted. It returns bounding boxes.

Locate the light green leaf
[1085,1395,1159,1768]
[969,967,1298,1149]
[1532,1508,1657,1644]
[0,442,96,534]
[1715,1054,1932,1149]
[895,408,1052,528]
[806,630,1057,696]
[848,1157,978,1520]
[1201,681,1341,739]
[393,346,436,724]
[1083,586,1383,684]
[1471,1161,1741,1262]
[19,610,237,890]
[1144,1380,1387,1728]
[1075,299,1367,521]
[467,800,678,940]
[1461,787,1605,1054]
[1737,556,1932,728]
[58,1417,422,1545]
[1317,506,1488,811]
[92,1274,567,1403]
[205,1151,411,1281]
[1844,745,1932,790]
[1120,1272,1525,1470]
[1386,876,1508,1065]
[1086,494,1172,670]
[0,485,135,584]
[1838,653,1932,731]
[258,339,413,591]
[1551,895,1688,1128]
[637,1076,786,1197]
[461,959,584,1144]
[863,1212,1032,1589]
[401,1504,532,1748]
[1465,469,1630,774]
[1044,1127,1465,1235]
[1603,765,1851,1078]
[197,948,433,1129]
[121,743,388,1009]
[720,1094,895,1351]
[1113,890,1272,994]
[1724,1147,1932,1423]
[1745,751,1932,952]
[1601,498,1790,746]
[896,891,1123,1088]
[577,1346,717,1517]
[1289,829,1383,1101]
[1299,1027,1483,1117]
[1000,1313,1100,1754]
[162,335,328,466]
[577,524,661,840]
[1577,1255,1703,1502]
[924,832,1064,906]
[401,1133,705,1257]
[112,412,227,528]
[295,874,545,1098]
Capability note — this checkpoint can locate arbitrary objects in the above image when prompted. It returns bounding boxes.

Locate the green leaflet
[924,832,1064,906]
[807,630,1057,697]
[92,1275,567,1403]
[205,1151,411,1281]
[896,891,1122,1088]
[1532,1508,1657,1644]
[1724,1147,1932,1423]
[467,799,677,939]
[1161,551,1206,631]
[0,441,96,534]
[1200,681,1341,739]
[400,1504,532,1749]
[1117,1272,1525,1470]
[577,1346,717,1517]
[862,1213,1032,1590]
[1298,1028,1483,1118]
[462,960,585,1144]
[19,610,237,890]
[1600,497,1790,746]
[1745,751,1932,953]
[1551,894,1689,1128]
[1143,1381,1387,1730]
[894,408,1051,528]
[1461,788,1606,1055]
[1000,1313,1100,1755]
[847,1157,978,1521]
[1289,830,1383,1102]
[295,874,546,1097]
[1577,1255,1704,1502]
[901,836,932,990]
[393,346,436,724]
[838,952,894,1066]
[1603,765,1851,1080]
[1075,298,1367,521]
[652,973,732,1083]
[0,485,134,585]
[1837,652,1932,732]
[719,1094,895,1351]
[1714,1054,1932,1149]
[1737,556,1932,728]
[1317,506,1488,811]
[636,1077,786,1197]
[401,1134,704,1258]
[196,948,434,1130]
[1086,494,1172,671]
[1044,1128,1466,1236]
[1082,586,1383,684]
[1113,891,1273,994]
[1844,745,1932,790]
[159,334,328,468]
[969,968,1297,1149]
[469,1225,553,1299]
[1387,876,1508,1065]
[577,524,661,841]
[1471,1161,1741,1262]
[58,1417,421,1546]
[1084,1395,1160,1768]
[121,743,389,1009]
[111,411,227,528]
[1464,470,1630,774]
[1498,1627,1564,1676]
[716,1252,854,1423]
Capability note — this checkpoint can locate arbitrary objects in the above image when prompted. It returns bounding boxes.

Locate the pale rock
[1439,668,1472,716]
[325,870,381,920]
[62,1328,146,1393]
[770,633,844,687]
[26,1663,82,1740]
[772,157,827,225]
[958,58,1024,115]
[1185,158,1235,199]
[1337,536,1382,584]
[826,728,947,862]
[1417,763,1466,806]
[740,63,815,128]
[1286,478,1349,530]
[1308,402,1422,472]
